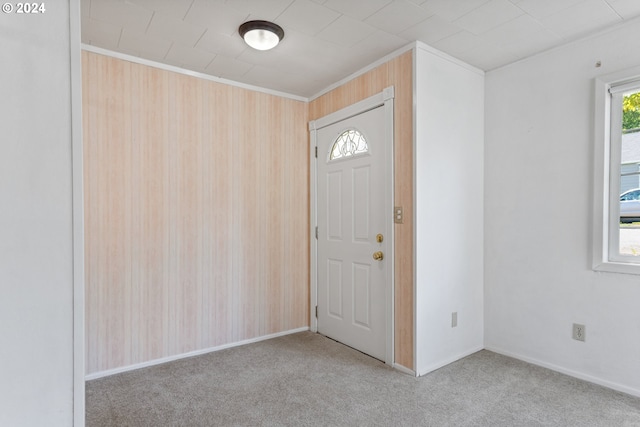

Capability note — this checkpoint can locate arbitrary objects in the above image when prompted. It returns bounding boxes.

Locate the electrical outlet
[572,323,586,342]
[451,312,457,328]
[394,206,403,224]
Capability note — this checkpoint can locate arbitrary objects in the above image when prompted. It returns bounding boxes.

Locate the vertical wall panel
[235,88,259,340]
[130,61,169,364]
[174,72,205,355]
[83,51,309,374]
[83,51,99,373]
[266,97,285,335]
[83,53,133,370]
[206,82,234,347]
[289,99,311,330]
[309,51,414,370]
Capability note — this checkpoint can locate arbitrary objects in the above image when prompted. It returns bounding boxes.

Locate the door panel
[327,259,343,319]
[327,171,343,239]
[353,166,370,241]
[353,262,371,328]
[316,105,387,361]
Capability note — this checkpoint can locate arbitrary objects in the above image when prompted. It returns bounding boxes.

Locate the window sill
[593,260,640,275]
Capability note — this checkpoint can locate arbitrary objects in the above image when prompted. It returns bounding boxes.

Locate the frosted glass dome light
[239,20,285,51]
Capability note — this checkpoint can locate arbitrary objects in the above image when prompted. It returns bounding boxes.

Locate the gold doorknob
[372,251,384,261]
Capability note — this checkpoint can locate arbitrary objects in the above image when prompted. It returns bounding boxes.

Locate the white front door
[316,103,390,361]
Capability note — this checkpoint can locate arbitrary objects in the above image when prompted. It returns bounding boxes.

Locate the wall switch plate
[452,312,457,327]
[572,323,585,342]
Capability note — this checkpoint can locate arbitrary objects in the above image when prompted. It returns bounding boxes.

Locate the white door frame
[70,0,86,424]
[309,87,395,365]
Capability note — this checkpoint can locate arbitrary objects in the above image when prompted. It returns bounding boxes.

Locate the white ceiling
[81,0,640,98]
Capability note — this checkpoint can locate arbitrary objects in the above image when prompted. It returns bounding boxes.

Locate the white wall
[414,45,485,375]
[0,2,80,425]
[485,20,640,396]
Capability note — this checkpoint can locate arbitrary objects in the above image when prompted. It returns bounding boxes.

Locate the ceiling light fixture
[239,20,284,51]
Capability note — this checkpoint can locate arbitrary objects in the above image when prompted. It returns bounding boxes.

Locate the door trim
[309,87,395,365]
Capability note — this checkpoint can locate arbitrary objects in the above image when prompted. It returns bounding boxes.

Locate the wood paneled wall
[309,51,414,370]
[83,51,309,374]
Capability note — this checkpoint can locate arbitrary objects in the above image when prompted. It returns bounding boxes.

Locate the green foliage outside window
[623,92,640,132]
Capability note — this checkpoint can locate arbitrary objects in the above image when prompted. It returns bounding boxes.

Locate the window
[593,70,640,274]
[329,129,369,160]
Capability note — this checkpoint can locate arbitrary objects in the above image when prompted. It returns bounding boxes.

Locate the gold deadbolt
[372,251,384,261]
[376,234,384,243]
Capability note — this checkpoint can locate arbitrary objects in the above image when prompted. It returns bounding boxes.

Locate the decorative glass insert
[329,129,369,160]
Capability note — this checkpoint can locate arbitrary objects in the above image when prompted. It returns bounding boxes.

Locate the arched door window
[329,129,369,160]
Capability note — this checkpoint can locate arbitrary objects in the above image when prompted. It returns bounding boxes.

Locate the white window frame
[593,67,640,274]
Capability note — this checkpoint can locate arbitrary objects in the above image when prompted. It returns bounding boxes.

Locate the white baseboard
[416,346,484,377]
[85,327,310,381]
[485,345,640,398]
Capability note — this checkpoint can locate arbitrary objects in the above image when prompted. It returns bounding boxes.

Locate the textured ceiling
[81,0,640,98]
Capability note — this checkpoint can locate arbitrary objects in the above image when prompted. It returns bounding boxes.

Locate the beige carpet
[86,332,640,426]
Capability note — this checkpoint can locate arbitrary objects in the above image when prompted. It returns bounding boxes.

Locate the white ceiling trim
[82,41,458,105]
[415,41,484,76]
[309,42,415,101]
[81,44,309,102]
[486,12,640,73]
[308,40,484,102]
